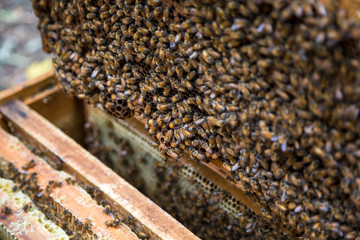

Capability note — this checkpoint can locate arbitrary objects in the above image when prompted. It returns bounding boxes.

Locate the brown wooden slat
[0,100,199,240]
[0,127,139,240]
[24,85,62,106]
[0,71,56,104]
[0,191,56,240]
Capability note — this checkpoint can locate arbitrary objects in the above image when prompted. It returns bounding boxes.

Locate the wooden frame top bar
[0,71,57,105]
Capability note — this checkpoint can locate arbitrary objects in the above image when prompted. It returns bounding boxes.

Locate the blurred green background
[0,0,52,90]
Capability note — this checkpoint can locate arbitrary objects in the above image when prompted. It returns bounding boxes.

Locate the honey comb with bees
[24,0,360,238]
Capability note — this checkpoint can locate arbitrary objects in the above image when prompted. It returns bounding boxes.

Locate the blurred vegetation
[0,0,51,90]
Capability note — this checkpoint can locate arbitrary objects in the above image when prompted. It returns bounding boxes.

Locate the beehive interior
[27,0,360,238]
[85,105,290,239]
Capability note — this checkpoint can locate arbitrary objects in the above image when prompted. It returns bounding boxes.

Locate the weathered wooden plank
[0,100,199,240]
[0,127,139,240]
[0,71,56,105]
[24,85,62,106]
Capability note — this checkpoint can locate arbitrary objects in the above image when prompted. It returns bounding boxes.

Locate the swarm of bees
[33,0,360,239]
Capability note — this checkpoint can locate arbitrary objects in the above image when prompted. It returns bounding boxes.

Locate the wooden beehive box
[1,0,360,239]
[0,72,200,240]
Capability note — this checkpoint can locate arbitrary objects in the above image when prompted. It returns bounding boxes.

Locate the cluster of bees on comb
[84,121,288,239]
[32,0,360,239]
[152,161,290,239]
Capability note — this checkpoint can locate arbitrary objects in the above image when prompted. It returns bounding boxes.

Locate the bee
[1,205,12,215]
[101,204,111,214]
[192,139,203,147]
[105,219,121,228]
[141,83,155,93]
[138,231,148,239]
[112,212,124,223]
[73,219,82,228]
[180,128,195,138]
[95,81,106,91]
[313,147,325,159]
[183,114,192,123]
[165,130,173,142]
[148,0,161,6]
[300,212,311,223]
[99,3,109,11]
[56,219,68,229]
[84,218,92,231]
[94,187,102,199]
[196,127,208,140]
[307,160,320,172]
[157,103,172,112]
[312,221,322,232]
[223,162,232,172]
[170,94,182,103]
[202,142,213,155]
[271,162,284,179]
[23,202,32,212]
[275,201,287,212]
[213,135,222,148]
[294,205,303,213]
[46,180,62,193]
[175,65,183,79]
[191,149,205,161]
[86,13,97,19]
[65,15,73,25]
[86,6,98,12]
[166,149,179,160]
[144,102,153,115]
[204,116,218,127]
[344,231,357,240]
[182,79,194,91]
[69,233,81,240]
[22,159,36,170]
